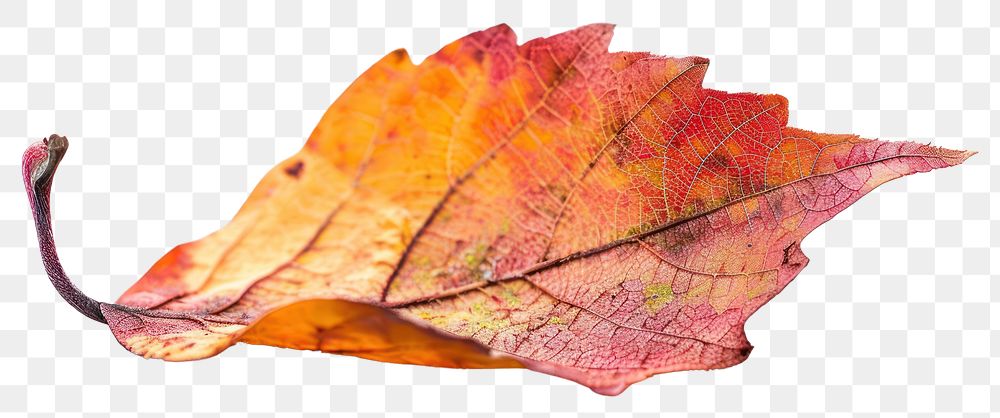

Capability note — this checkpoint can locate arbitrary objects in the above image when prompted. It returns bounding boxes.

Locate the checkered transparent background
[0,0,995,416]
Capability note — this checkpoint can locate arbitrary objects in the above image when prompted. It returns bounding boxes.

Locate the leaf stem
[23,135,107,323]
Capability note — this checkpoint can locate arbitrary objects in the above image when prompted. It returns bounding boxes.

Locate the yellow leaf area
[101,24,971,395]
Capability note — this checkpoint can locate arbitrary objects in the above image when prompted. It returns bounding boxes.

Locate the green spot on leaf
[463,243,488,270]
[499,288,521,307]
[643,283,674,314]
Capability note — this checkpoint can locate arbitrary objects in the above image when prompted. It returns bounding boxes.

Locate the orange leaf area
[90,24,969,394]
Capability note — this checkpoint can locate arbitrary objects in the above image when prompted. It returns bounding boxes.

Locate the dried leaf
[24,24,972,395]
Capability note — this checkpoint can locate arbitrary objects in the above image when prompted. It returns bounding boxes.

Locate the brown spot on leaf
[389,49,407,63]
[285,161,304,178]
[782,242,797,265]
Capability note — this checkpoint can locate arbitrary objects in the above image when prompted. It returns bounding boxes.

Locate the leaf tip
[950,148,977,165]
[923,144,977,167]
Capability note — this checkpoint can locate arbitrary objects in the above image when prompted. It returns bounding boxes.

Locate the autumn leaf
[23,24,972,395]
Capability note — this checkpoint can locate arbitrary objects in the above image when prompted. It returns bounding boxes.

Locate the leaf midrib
[384,150,942,309]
